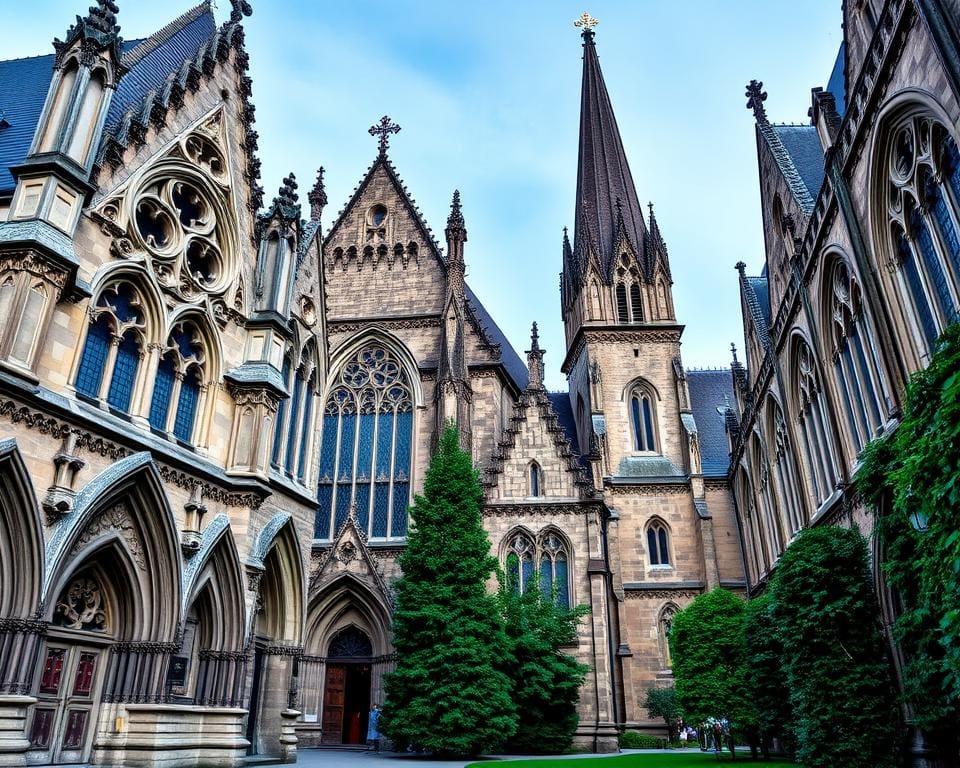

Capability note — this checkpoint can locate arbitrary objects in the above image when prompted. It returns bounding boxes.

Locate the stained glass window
[285,373,303,475]
[272,356,292,467]
[297,382,314,482]
[314,344,414,540]
[174,368,200,443]
[150,321,205,444]
[508,532,570,608]
[150,356,175,430]
[107,332,140,411]
[898,228,939,346]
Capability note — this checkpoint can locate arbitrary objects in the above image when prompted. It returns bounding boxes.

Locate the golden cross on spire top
[574,12,599,33]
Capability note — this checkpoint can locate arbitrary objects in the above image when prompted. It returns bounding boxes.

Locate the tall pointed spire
[573,12,647,277]
[526,322,545,391]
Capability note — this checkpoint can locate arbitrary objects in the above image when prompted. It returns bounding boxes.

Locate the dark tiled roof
[772,125,825,200]
[547,391,579,456]
[827,42,846,119]
[572,33,647,279]
[747,275,770,326]
[105,3,216,134]
[0,53,56,195]
[464,283,528,391]
[687,368,736,477]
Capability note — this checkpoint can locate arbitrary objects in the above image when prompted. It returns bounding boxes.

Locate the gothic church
[0,3,743,765]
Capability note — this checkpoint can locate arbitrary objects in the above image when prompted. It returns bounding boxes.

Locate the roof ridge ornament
[574,11,599,41]
[745,79,768,124]
[230,0,253,23]
[368,115,401,158]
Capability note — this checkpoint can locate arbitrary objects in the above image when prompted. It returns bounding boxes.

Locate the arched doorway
[320,627,373,745]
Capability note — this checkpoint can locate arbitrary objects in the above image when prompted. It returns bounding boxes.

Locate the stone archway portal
[320,628,373,745]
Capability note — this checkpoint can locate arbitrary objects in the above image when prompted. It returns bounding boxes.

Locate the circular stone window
[367,204,387,227]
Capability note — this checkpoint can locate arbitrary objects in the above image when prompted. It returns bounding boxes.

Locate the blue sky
[5,1,842,389]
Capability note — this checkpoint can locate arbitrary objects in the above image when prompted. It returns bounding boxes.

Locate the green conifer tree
[380,425,517,755]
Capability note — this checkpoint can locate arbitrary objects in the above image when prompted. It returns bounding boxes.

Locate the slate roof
[687,368,736,477]
[827,42,846,119]
[547,391,580,456]
[105,3,215,135]
[464,283,528,392]
[772,125,825,201]
[572,30,647,279]
[0,2,214,198]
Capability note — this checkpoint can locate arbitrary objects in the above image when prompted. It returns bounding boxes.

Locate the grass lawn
[466,753,791,768]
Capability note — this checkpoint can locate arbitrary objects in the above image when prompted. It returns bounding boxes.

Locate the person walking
[366,703,381,752]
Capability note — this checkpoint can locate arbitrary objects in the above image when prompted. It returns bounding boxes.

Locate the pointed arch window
[506,532,535,593]
[751,434,782,560]
[769,400,804,536]
[794,339,838,507]
[828,260,887,454]
[615,283,629,322]
[646,519,670,566]
[629,283,643,321]
[528,461,543,497]
[271,354,293,467]
[149,320,206,444]
[590,280,602,319]
[75,283,146,414]
[885,116,960,352]
[315,344,413,540]
[630,384,658,452]
[539,533,570,608]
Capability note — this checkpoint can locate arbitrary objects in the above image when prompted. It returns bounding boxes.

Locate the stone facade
[0,3,744,767]
[728,0,960,764]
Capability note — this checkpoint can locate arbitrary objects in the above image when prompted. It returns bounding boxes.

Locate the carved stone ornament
[335,540,357,563]
[72,503,146,569]
[54,577,107,631]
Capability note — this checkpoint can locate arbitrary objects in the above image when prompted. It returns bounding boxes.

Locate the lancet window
[794,338,838,507]
[827,260,887,454]
[769,400,805,536]
[886,115,960,349]
[149,320,206,444]
[646,519,671,567]
[629,383,658,452]
[315,344,413,540]
[75,282,146,413]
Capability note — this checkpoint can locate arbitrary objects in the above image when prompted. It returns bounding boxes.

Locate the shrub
[643,686,681,742]
[744,590,793,756]
[619,731,663,749]
[771,526,900,768]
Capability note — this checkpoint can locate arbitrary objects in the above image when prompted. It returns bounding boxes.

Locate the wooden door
[320,665,345,744]
[29,644,104,764]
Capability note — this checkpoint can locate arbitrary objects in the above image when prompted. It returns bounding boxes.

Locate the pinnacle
[308,167,327,220]
[745,79,768,123]
[86,0,119,34]
[447,189,465,232]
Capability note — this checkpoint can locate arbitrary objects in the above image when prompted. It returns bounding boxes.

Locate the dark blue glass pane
[900,232,939,345]
[658,528,670,565]
[391,482,409,537]
[149,356,175,430]
[173,370,199,443]
[648,528,659,565]
[540,556,552,596]
[75,318,111,398]
[100,284,139,323]
[946,138,960,203]
[318,415,338,481]
[932,186,960,281]
[521,554,534,591]
[853,331,882,428]
[338,413,356,481]
[271,399,287,466]
[394,411,412,479]
[334,483,352,533]
[172,326,195,359]
[315,485,333,539]
[843,344,869,448]
[285,375,303,473]
[913,209,954,320]
[297,384,314,481]
[643,398,656,451]
[555,554,569,608]
[107,332,140,411]
[631,397,642,451]
[357,413,375,480]
[835,354,860,451]
[372,484,390,538]
[375,411,394,481]
[530,465,540,496]
[354,482,370,533]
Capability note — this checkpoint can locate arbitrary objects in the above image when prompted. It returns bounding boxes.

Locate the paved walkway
[297,747,683,768]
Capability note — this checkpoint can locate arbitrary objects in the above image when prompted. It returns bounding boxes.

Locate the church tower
[560,13,730,730]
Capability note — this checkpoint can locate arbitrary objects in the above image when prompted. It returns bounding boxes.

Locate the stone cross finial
[745,80,768,123]
[574,12,599,40]
[308,167,327,221]
[368,115,401,158]
[230,0,253,23]
[730,342,740,365]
